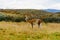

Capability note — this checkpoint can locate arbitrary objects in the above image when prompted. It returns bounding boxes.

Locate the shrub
[0,13,6,21]
[43,17,60,23]
[14,17,25,22]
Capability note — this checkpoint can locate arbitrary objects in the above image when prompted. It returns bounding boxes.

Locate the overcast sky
[0,0,60,9]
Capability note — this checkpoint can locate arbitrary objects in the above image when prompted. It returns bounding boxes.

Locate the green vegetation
[0,28,60,40]
[0,9,60,23]
[0,21,59,40]
[0,9,60,40]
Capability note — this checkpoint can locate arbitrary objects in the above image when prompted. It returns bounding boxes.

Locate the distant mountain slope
[0,9,52,14]
[44,9,60,13]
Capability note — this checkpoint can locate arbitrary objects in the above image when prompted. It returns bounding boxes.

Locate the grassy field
[0,21,60,40]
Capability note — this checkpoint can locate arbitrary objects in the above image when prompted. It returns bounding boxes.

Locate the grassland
[0,21,60,40]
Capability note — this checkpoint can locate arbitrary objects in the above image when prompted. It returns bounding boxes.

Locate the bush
[13,17,25,22]
[0,12,60,23]
[0,13,6,21]
[4,15,12,21]
[0,13,25,22]
[43,17,60,23]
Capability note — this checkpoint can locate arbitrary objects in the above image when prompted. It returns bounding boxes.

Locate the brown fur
[24,15,43,28]
[26,19,42,28]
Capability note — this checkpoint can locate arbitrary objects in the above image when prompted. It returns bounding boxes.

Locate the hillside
[0,9,60,18]
[0,9,53,17]
[43,9,60,13]
[0,9,60,22]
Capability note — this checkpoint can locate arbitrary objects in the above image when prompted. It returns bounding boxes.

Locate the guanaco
[24,15,42,28]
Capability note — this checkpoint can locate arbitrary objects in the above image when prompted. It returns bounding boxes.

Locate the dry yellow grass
[0,21,60,33]
[0,21,60,40]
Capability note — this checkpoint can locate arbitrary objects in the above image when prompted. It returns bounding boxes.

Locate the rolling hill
[44,9,60,13]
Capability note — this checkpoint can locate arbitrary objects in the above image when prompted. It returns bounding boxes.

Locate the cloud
[48,3,60,10]
[0,0,60,9]
[0,0,48,9]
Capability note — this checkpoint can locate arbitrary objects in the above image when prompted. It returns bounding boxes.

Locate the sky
[0,0,60,9]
